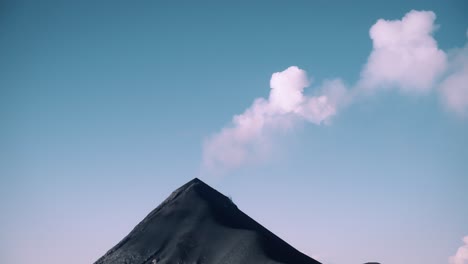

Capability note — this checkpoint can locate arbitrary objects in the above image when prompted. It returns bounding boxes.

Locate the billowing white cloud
[360,10,447,93]
[202,10,467,174]
[269,66,309,113]
[449,236,468,264]
[439,31,468,116]
[202,66,347,173]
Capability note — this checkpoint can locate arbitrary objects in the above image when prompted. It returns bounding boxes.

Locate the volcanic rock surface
[95,178,321,264]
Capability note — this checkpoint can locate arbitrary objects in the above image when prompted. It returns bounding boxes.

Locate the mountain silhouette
[95,178,321,264]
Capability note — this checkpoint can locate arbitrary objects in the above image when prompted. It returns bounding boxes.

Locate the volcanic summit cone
[95,178,321,264]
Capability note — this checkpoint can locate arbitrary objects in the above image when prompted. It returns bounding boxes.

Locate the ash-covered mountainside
[95,178,321,264]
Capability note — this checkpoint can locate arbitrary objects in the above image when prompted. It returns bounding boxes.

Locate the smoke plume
[202,66,347,174]
[202,10,468,174]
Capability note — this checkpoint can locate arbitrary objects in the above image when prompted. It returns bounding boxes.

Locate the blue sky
[1,1,467,264]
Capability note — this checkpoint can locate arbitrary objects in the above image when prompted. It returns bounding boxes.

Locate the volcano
[95,178,321,264]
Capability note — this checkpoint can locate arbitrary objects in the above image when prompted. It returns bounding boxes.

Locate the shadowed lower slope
[95,178,321,264]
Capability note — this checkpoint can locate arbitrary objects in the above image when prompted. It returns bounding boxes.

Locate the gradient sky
[1,1,468,264]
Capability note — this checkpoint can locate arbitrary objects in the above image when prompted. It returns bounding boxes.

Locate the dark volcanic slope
[95,178,321,264]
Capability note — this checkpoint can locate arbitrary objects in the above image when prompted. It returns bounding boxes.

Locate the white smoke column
[360,10,447,93]
[202,10,468,174]
[450,236,468,264]
[202,66,347,174]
